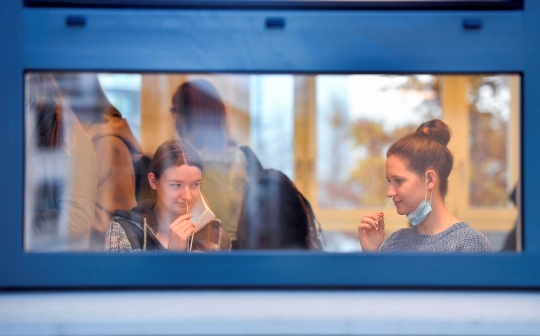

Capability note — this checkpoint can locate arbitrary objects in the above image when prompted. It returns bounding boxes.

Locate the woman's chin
[395,207,407,216]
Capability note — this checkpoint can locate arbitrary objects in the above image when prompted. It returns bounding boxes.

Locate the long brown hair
[387,119,454,197]
[149,139,205,179]
[171,80,229,153]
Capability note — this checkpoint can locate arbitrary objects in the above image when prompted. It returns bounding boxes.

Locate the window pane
[98,74,142,143]
[468,75,512,207]
[250,75,295,180]
[317,75,440,209]
[24,72,520,253]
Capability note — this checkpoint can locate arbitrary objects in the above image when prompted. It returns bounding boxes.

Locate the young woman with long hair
[105,139,231,252]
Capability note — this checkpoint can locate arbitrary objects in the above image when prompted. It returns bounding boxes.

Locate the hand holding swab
[375,198,393,229]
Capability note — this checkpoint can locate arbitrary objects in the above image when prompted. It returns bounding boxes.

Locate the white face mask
[406,174,432,226]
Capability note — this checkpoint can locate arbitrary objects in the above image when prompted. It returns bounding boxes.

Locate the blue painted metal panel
[24,0,525,11]
[1,0,539,288]
[0,1,24,261]
[521,0,540,253]
[22,9,525,72]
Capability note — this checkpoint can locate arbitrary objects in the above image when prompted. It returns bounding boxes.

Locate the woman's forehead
[163,164,202,181]
[386,155,408,169]
[386,156,416,176]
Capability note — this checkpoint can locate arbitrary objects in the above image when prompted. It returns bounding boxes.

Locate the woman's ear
[148,172,158,190]
[426,169,437,191]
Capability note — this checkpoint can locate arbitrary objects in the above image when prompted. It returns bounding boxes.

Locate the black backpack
[236,146,324,250]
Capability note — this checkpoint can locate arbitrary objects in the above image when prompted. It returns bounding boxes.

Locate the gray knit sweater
[379,222,492,252]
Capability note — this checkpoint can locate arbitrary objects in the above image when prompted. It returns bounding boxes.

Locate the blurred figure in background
[55,73,143,250]
[25,74,97,251]
[502,184,518,251]
[170,80,247,244]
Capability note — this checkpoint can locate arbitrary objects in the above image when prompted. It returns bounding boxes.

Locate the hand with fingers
[358,212,385,252]
[168,214,195,251]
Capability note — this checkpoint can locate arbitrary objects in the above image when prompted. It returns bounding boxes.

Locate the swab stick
[383,197,393,214]
[375,198,393,230]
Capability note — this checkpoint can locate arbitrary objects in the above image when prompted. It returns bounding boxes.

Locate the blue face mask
[406,174,433,226]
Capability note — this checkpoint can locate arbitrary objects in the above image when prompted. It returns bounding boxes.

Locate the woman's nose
[387,185,396,198]
[180,187,192,201]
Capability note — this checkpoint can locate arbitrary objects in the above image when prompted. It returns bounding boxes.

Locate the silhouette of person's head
[54,73,121,126]
[170,80,229,154]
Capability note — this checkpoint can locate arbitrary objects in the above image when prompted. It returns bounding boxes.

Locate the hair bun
[416,119,452,147]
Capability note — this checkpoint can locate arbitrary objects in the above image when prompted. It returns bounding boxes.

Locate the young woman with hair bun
[358,119,491,252]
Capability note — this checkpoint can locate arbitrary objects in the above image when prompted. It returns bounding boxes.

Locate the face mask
[406,174,433,226]
[187,193,216,252]
[189,193,216,233]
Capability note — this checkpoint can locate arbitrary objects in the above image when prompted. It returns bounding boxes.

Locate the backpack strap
[236,146,264,250]
[239,146,263,180]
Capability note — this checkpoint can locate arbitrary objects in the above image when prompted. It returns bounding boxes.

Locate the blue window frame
[24,0,524,10]
[1,0,539,289]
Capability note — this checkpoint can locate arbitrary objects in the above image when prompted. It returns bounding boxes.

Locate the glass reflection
[24,73,520,252]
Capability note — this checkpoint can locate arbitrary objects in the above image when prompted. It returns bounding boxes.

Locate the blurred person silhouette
[25,73,97,251]
[502,184,518,251]
[358,119,491,252]
[105,139,231,252]
[170,79,248,245]
[54,73,143,250]
[235,146,324,250]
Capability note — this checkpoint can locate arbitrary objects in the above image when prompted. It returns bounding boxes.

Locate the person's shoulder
[379,227,414,251]
[109,213,141,237]
[454,222,492,252]
[105,220,133,252]
[111,208,137,224]
[387,227,414,240]
[110,204,148,232]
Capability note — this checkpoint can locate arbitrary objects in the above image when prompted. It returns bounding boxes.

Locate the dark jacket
[105,200,231,252]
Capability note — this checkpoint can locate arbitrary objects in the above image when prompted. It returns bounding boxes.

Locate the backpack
[236,146,324,250]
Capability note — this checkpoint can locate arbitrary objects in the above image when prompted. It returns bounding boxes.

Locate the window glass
[468,75,512,207]
[317,75,440,210]
[24,72,520,253]
[98,74,142,142]
[250,75,295,180]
